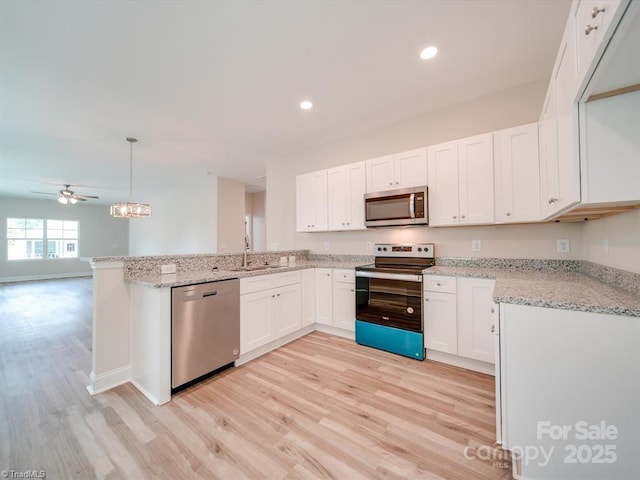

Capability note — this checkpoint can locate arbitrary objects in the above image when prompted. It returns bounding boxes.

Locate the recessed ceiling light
[300,100,313,110]
[420,46,438,60]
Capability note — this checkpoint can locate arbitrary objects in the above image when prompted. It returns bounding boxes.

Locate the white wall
[582,209,640,274]
[0,196,128,281]
[216,177,245,253]
[266,79,584,259]
[129,175,217,256]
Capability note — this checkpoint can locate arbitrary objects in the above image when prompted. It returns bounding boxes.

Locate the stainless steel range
[355,243,435,360]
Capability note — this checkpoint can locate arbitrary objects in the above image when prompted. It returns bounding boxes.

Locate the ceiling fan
[31,184,100,204]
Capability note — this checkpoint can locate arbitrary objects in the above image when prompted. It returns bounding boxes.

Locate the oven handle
[355,271,423,282]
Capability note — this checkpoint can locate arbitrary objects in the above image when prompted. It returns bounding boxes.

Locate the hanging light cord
[126,137,137,203]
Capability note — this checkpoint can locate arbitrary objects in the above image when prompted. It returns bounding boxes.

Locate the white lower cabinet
[499,303,640,478]
[300,269,316,327]
[424,275,496,366]
[240,272,301,355]
[456,277,496,363]
[315,268,333,326]
[332,269,355,332]
[424,276,458,355]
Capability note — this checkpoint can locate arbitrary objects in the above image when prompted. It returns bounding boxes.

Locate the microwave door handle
[409,193,415,218]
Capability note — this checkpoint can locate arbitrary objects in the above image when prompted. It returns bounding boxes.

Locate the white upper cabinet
[494,123,541,223]
[458,133,495,225]
[296,170,328,232]
[327,161,366,231]
[427,141,459,226]
[539,22,581,219]
[428,134,494,227]
[365,148,427,193]
[574,0,626,98]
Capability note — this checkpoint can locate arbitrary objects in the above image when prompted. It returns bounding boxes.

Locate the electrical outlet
[603,238,609,256]
[557,239,570,253]
[270,242,278,251]
[323,241,330,251]
[472,240,482,252]
[161,264,176,275]
[365,241,373,251]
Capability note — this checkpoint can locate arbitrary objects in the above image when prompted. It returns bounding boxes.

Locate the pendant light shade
[110,137,152,218]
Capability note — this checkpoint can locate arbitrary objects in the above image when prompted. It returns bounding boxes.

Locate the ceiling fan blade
[74,194,100,199]
[31,191,58,196]
[74,197,88,201]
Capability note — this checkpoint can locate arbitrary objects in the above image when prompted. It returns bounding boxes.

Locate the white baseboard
[129,378,170,406]
[426,349,495,376]
[236,325,315,366]
[0,272,91,284]
[86,365,132,395]
[314,323,355,340]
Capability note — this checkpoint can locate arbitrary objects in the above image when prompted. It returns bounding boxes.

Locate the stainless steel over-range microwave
[364,186,428,227]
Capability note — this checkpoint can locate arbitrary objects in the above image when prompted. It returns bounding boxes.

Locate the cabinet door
[427,141,459,226]
[296,173,314,232]
[315,269,333,326]
[332,280,355,332]
[458,133,495,225]
[494,123,541,223]
[345,161,366,230]
[424,291,457,355]
[327,166,348,230]
[394,147,428,189]
[274,283,302,338]
[240,290,275,354]
[310,170,329,230]
[365,154,395,192]
[328,161,366,231]
[539,84,560,218]
[457,278,495,363]
[300,269,316,327]
[554,28,581,215]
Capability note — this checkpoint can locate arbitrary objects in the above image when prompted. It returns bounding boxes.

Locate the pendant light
[110,137,152,218]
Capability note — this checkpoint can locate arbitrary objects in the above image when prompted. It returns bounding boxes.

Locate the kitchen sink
[228,264,281,272]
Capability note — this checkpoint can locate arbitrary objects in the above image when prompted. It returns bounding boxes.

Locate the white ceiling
[0,0,571,205]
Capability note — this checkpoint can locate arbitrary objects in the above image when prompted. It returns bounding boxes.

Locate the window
[46,220,78,259]
[6,218,79,260]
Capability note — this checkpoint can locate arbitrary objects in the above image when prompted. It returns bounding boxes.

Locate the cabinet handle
[436,282,441,286]
[491,325,495,333]
[351,289,354,292]
[491,307,495,313]
[389,182,393,186]
[506,212,511,217]
[453,215,457,219]
[425,298,429,302]
[277,293,280,297]
[591,6,605,18]
[272,294,275,298]
[548,197,558,204]
[461,215,466,219]
[396,181,399,185]
[585,24,598,35]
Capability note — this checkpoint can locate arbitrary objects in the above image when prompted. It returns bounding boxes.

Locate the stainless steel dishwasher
[171,279,240,391]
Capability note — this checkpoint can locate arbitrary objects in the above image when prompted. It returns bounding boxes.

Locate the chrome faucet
[242,233,250,268]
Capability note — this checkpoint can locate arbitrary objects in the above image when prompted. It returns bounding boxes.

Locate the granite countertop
[127,259,369,289]
[424,266,640,317]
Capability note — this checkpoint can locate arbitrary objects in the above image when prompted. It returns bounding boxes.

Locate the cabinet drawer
[424,275,457,294]
[240,275,275,295]
[273,270,301,288]
[333,269,355,284]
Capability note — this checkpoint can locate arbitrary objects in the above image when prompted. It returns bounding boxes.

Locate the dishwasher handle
[202,291,218,298]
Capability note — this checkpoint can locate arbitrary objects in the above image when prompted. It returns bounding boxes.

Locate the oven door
[355,271,423,332]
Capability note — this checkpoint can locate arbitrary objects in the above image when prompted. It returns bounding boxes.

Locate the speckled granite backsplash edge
[106,252,639,296]
[436,257,639,295]
[122,250,310,279]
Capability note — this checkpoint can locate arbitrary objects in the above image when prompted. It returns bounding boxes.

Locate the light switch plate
[472,240,482,252]
[323,241,330,251]
[161,264,177,274]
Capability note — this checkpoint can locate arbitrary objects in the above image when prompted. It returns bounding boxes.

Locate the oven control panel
[374,243,435,258]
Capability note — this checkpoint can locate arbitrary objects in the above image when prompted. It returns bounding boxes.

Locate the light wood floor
[0,277,512,479]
